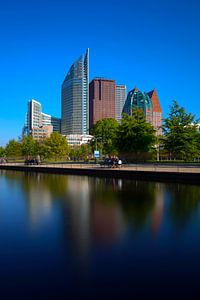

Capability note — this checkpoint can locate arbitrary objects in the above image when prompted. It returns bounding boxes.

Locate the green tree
[5,139,22,157]
[21,136,38,157]
[162,100,199,160]
[90,118,119,155]
[0,146,5,157]
[43,132,69,161]
[117,109,156,154]
[79,144,88,161]
[69,144,89,161]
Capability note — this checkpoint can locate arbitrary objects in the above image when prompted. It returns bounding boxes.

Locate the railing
[1,162,200,173]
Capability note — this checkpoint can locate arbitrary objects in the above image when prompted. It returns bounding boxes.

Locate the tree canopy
[43,132,69,160]
[0,146,5,157]
[5,139,22,157]
[22,136,38,157]
[162,100,199,160]
[117,109,156,153]
[90,118,119,154]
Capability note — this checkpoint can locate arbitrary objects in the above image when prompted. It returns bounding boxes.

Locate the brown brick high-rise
[147,88,162,135]
[89,78,116,128]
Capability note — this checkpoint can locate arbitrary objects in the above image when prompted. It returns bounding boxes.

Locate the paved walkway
[1,163,200,174]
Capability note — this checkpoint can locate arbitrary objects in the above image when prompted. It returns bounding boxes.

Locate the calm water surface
[1,170,200,299]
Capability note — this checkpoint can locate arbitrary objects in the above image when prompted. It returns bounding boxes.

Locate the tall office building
[42,112,52,126]
[23,100,41,137]
[123,87,153,124]
[51,117,61,133]
[123,87,162,134]
[147,88,162,135]
[27,99,42,133]
[61,49,89,135]
[23,99,61,140]
[89,78,116,128]
[115,84,126,122]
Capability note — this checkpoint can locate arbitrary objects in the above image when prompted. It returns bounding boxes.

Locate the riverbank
[1,163,200,184]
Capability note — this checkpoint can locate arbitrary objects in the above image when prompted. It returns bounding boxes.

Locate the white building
[66,134,93,146]
[24,99,61,139]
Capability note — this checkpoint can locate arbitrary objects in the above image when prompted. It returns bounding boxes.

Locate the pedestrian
[118,159,122,168]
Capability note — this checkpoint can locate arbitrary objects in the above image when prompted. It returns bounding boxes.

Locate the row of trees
[0,133,94,162]
[91,100,200,161]
[0,133,69,161]
[90,109,156,160]
[1,101,200,162]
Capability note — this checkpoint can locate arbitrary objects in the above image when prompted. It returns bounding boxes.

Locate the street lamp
[93,137,102,161]
[155,143,160,161]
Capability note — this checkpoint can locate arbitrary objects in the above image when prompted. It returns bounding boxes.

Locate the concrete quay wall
[0,164,200,184]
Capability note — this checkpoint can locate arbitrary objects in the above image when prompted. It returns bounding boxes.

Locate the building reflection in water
[151,183,165,237]
[90,178,125,245]
[21,174,165,255]
[3,172,172,259]
[28,184,52,229]
[21,173,68,230]
[64,176,91,259]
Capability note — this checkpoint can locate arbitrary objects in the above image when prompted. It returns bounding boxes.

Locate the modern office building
[123,87,162,134]
[42,113,52,127]
[61,49,89,135]
[115,84,126,122]
[51,117,61,133]
[66,134,93,146]
[123,87,153,124]
[89,78,116,128]
[23,99,61,139]
[147,88,162,135]
[31,125,53,141]
[27,99,42,132]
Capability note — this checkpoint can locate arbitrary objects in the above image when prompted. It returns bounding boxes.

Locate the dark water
[1,171,200,299]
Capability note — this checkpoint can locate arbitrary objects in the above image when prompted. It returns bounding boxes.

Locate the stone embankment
[1,162,200,184]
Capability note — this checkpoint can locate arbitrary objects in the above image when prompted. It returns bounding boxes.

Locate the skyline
[0,0,200,145]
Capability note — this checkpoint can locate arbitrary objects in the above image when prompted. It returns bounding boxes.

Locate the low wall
[0,164,200,184]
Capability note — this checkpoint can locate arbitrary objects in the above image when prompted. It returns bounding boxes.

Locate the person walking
[118,159,122,168]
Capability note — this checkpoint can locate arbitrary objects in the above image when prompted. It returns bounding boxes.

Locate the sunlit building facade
[115,84,126,122]
[147,88,162,135]
[27,99,42,132]
[123,87,153,124]
[23,99,61,139]
[61,49,89,135]
[31,125,53,141]
[66,134,93,146]
[89,78,116,128]
[123,87,162,134]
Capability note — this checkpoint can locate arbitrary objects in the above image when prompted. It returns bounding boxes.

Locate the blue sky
[0,0,200,145]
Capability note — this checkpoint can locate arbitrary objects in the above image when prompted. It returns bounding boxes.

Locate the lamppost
[155,143,160,161]
[93,137,102,162]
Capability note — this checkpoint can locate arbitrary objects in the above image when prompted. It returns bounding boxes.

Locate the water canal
[0,170,200,299]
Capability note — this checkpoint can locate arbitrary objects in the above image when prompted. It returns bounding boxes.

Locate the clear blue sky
[0,0,200,145]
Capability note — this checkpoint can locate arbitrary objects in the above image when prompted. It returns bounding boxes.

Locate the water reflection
[2,171,200,242]
[1,171,200,297]
[168,183,200,229]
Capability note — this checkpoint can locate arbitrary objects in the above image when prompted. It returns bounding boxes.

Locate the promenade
[1,162,200,184]
[1,162,200,173]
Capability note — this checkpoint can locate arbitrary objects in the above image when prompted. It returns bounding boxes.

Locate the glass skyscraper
[61,49,89,135]
[115,84,126,122]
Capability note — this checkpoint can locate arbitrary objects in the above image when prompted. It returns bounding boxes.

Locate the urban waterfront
[1,171,200,298]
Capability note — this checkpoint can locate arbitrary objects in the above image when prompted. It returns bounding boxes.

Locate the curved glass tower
[123,87,153,123]
[61,49,89,135]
